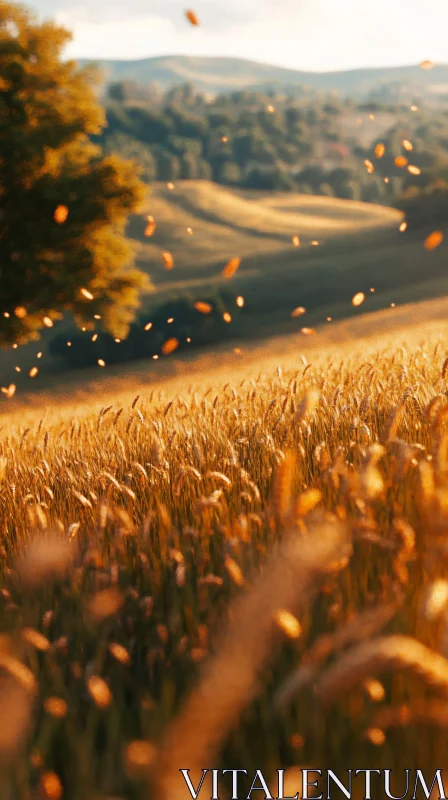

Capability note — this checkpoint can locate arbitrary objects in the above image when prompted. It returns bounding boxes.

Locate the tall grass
[1,326,448,797]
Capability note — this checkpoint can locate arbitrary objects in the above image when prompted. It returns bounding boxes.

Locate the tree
[218,161,242,185]
[180,152,199,179]
[0,0,151,345]
[156,150,181,181]
[103,134,156,183]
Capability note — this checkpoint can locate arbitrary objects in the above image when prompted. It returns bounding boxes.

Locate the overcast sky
[28,0,446,71]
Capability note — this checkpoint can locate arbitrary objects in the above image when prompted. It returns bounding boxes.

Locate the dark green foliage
[49,291,243,369]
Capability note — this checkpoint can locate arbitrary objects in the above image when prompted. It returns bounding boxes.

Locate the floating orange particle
[29,367,38,378]
[408,165,421,175]
[395,156,408,168]
[291,306,306,318]
[402,139,413,151]
[399,221,407,232]
[352,292,365,307]
[14,306,27,319]
[364,159,374,174]
[98,359,106,367]
[292,235,300,246]
[374,143,385,158]
[40,771,63,800]
[301,328,315,335]
[162,251,174,269]
[420,60,434,70]
[166,182,175,190]
[424,231,444,251]
[274,609,302,639]
[236,296,244,307]
[109,642,131,665]
[162,338,179,355]
[144,216,156,237]
[187,226,193,234]
[44,697,68,719]
[81,287,94,300]
[194,301,212,314]
[87,676,111,708]
[43,316,53,327]
[54,205,68,224]
[222,256,241,278]
[144,322,153,331]
[225,557,245,586]
[125,740,156,777]
[185,9,199,25]
[1,384,16,399]
[223,312,232,323]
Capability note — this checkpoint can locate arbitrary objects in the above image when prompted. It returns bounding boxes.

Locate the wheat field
[2,316,448,798]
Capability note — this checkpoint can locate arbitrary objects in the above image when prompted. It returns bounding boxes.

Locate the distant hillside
[78,55,448,96]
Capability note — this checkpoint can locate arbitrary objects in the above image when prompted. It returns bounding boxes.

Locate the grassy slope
[0,182,404,392]
[131,181,402,279]
[4,180,448,397]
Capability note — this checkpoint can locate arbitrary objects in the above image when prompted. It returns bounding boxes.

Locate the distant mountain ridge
[77,54,448,96]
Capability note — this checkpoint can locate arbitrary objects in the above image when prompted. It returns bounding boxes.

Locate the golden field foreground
[3,312,448,798]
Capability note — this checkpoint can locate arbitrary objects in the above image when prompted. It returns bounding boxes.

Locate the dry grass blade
[271,450,297,526]
[0,679,35,761]
[316,635,448,705]
[153,517,350,800]
[373,701,448,729]
[274,601,398,710]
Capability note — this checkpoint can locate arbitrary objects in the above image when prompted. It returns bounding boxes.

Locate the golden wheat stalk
[152,516,350,800]
[271,449,297,525]
[373,701,448,729]
[316,635,448,705]
[274,601,399,711]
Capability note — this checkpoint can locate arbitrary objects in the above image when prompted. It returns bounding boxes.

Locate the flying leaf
[424,231,444,251]
[194,302,212,314]
[185,9,199,25]
[162,338,179,355]
[54,205,68,224]
[352,292,365,307]
[162,251,174,269]
[144,216,156,237]
[222,257,241,279]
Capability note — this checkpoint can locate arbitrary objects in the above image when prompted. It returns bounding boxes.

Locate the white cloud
[31,0,448,71]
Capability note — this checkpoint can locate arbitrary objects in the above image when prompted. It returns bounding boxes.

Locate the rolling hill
[5,180,448,396]
[79,54,448,97]
[1,180,437,396]
[130,181,403,283]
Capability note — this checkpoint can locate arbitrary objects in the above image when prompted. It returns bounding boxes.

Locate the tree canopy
[0,1,151,346]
